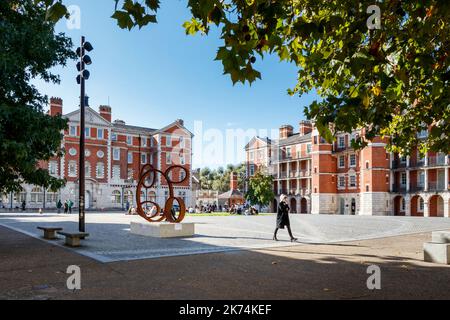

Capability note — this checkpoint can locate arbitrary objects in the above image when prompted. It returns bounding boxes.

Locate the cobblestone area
[1,212,450,262]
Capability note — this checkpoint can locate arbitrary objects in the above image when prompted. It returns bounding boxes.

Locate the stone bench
[37,227,63,240]
[130,222,195,238]
[57,231,89,247]
[424,231,450,265]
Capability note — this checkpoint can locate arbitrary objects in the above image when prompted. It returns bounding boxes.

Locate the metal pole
[79,36,86,232]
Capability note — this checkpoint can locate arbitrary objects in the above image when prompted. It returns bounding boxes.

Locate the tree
[198,163,246,192]
[0,0,74,193]
[245,171,274,208]
[38,1,450,155]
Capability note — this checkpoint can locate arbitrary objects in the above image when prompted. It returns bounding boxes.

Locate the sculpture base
[130,221,195,238]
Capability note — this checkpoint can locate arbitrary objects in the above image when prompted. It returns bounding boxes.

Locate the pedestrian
[273,194,297,242]
[64,200,68,213]
[57,200,62,214]
[68,199,73,214]
[21,200,26,212]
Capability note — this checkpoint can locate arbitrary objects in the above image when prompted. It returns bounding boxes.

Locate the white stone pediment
[65,107,111,127]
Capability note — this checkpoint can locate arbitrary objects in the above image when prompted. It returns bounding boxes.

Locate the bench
[57,231,89,247]
[424,231,450,265]
[37,227,63,240]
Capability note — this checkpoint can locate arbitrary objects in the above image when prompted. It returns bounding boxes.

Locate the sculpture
[135,164,188,223]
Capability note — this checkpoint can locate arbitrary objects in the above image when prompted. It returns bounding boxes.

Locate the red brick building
[246,121,450,217]
[1,97,193,210]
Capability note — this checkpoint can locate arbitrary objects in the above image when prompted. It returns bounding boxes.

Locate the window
[366,185,370,192]
[85,162,91,177]
[128,152,133,164]
[180,155,185,165]
[166,135,172,146]
[111,133,117,141]
[339,155,345,168]
[166,152,172,164]
[112,190,121,204]
[46,191,58,204]
[49,161,57,175]
[97,128,104,139]
[179,136,184,148]
[418,172,425,187]
[141,153,147,164]
[30,187,44,203]
[286,147,292,158]
[338,176,346,188]
[68,161,77,177]
[150,138,154,147]
[85,127,90,138]
[97,150,104,159]
[349,175,357,188]
[338,136,345,148]
[366,161,370,169]
[401,198,406,211]
[250,165,255,176]
[69,125,77,136]
[180,170,186,181]
[96,163,104,179]
[307,144,312,154]
[141,137,147,147]
[113,148,120,161]
[417,151,425,163]
[419,197,424,211]
[250,152,254,160]
[349,154,356,167]
[112,165,120,179]
[126,135,133,145]
[401,172,407,186]
[400,155,407,163]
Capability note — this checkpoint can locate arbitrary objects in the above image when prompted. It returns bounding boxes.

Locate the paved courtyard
[1,212,450,262]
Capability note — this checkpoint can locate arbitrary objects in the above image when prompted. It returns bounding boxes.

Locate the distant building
[218,172,244,208]
[246,120,450,217]
[0,97,193,210]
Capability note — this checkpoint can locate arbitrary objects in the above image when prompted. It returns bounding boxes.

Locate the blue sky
[34,0,319,168]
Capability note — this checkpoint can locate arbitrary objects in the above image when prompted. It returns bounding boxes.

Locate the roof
[112,122,157,135]
[277,132,312,146]
[245,136,273,150]
[218,189,244,199]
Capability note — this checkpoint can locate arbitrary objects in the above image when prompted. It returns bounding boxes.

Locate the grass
[185,212,273,217]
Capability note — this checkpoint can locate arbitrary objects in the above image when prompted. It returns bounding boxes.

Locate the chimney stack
[299,120,313,136]
[49,97,63,116]
[99,105,112,122]
[230,172,239,191]
[279,125,293,140]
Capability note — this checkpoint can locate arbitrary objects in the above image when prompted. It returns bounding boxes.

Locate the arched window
[46,190,58,204]
[68,161,77,177]
[31,187,44,203]
[124,190,133,204]
[111,190,121,204]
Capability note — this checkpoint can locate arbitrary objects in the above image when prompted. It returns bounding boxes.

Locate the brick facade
[246,121,450,217]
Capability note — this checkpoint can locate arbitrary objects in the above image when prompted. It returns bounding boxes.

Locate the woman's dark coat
[276,201,290,229]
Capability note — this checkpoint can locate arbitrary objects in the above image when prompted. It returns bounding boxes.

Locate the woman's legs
[273,228,279,240]
[287,225,297,241]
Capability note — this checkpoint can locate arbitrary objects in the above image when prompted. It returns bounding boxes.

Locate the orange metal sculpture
[135,164,188,223]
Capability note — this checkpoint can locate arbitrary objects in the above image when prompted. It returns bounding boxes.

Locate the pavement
[0,212,450,299]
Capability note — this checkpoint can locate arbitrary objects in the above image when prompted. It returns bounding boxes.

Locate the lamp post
[76,36,93,232]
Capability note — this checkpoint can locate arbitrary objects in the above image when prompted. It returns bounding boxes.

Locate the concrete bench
[57,231,89,247]
[424,231,450,265]
[37,227,63,240]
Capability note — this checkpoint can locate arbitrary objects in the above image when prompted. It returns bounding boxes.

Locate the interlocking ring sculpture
[136,164,188,223]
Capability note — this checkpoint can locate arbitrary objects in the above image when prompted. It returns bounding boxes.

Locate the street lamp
[76,36,93,232]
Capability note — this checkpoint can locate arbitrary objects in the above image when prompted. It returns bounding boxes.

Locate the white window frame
[68,161,77,177]
[401,172,407,186]
[141,153,147,164]
[338,155,345,168]
[96,163,105,179]
[166,135,172,147]
[338,176,346,189]
[113,148,120,161]
[85,127,90,138]
[97,128,104,139]
[69,125,77,136]
[349,175,357,188]
[126,135,133,145]
[166,152,172,164]
[48,161,58,175]
[349,154,356,167]
[111,133,117,141]
[338,136,345,148]
[127,152,133,164]
[179,136,184,148]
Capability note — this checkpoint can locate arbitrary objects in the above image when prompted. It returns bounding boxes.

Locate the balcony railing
[392,185,407,193]
[427,156,447,167]
[428,182,446,192]
[392,161,407,169]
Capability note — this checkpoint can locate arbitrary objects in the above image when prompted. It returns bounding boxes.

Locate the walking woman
[273,194,297,242]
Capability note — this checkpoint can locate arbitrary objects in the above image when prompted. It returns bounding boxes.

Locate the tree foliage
[0,0,74,193]
[37,1,450,155]
[245,171,274,207]
[198,163,245,192]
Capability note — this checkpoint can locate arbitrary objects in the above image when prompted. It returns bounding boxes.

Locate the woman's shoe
[273,235,278,241]
[291,238,298,242]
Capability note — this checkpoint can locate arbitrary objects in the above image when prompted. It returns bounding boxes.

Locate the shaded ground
[0,224,449,300]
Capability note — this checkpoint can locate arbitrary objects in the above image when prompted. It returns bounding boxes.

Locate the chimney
[49,97,63,116]
[230,172,239,191]
[279,125,293,140]
[99,105,112,122]
[176,119,184,126]
[299,120,313,136]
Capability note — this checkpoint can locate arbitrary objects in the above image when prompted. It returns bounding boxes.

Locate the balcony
[392,185,407,193]
[392,161,407,169]
[427,155,447,167]
[409,185,425,193]
[428,182,447,192]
